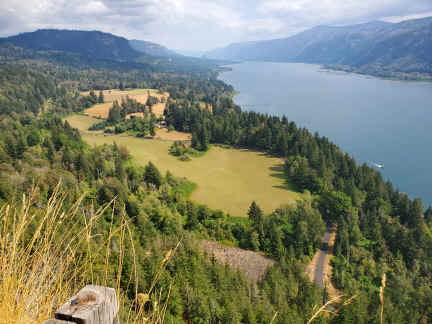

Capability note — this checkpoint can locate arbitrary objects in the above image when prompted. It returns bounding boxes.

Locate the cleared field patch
[67,114,303,216]
[155,128,191,141]
[84,103,112,119]
[150,102,166,117]
[66,114,103,133]
[82,88,169,118]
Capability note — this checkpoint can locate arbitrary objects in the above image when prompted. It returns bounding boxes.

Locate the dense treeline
[165,93,432,323]
[0,117,326,323]
[0,64,331,323]
[0,65,99,116]
[0,40,230,91]
[1,42,431,322]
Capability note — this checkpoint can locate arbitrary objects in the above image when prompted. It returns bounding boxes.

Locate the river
[219,61,432,207]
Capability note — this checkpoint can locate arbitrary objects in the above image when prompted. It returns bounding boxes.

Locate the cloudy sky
[1,0,432,52]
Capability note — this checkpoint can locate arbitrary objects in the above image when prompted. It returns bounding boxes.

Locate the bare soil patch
[201,240,275,283]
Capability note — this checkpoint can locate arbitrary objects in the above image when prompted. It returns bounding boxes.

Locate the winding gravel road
[313,228,335,288]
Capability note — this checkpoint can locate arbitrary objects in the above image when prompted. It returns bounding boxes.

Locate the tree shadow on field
[269,163,297,191]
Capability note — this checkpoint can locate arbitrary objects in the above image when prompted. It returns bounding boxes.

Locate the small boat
[372,162,384,169]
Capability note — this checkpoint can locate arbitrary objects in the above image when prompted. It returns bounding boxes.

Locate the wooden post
[44,285,119,324]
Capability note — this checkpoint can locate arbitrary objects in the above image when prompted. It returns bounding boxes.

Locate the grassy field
[66,114,102,132]
[82,88,169,118]
[67,114,191,141]
[66,115,304,216]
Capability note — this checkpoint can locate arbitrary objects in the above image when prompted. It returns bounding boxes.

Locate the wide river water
[219,61,432,207]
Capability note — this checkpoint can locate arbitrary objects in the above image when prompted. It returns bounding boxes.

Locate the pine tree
[43,137,55,164]
[191,130,199,150]
[27,130,41,146]
[185,201,199,230]
[144,161,162,188]
[62,147,73,170]
[248,201,263,225]
[107,101,121,124]
[149,120,156,137]
[200,125,210,151]
[89,89,97,103]
[114,157,126,182]
[98,91,104,103]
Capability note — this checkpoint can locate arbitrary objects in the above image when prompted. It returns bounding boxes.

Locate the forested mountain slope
[0,29,224,75]
[0,29,142,62]
[130,39,178,57]
[206,17,432,76]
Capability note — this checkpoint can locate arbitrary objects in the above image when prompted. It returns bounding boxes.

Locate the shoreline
[216,60,432,83]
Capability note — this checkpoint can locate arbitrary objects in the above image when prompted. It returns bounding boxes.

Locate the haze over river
[219,61,432,207]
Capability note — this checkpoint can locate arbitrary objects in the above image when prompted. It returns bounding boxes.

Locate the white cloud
[0,0,432,50]
[382,11,432,22]
[76,1,110,15]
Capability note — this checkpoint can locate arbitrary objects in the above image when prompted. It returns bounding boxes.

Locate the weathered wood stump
[44,285,119,324]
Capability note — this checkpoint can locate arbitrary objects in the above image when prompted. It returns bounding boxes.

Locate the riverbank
[323,64,432,82]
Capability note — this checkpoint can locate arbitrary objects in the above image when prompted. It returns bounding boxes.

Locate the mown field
[82,88,169,118]
[66,114,304,216]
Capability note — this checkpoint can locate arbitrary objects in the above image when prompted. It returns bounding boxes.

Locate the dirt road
[306,226,337,295]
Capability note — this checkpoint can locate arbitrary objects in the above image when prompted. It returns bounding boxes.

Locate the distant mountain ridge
[206,17,432,75]
[129,39,178,57]
[0,29,142,62]
[0,29,227,75]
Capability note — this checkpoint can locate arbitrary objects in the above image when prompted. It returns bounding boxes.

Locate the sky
[1,0,432,52]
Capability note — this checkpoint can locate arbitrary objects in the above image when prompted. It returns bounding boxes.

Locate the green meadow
[66,114,304,216]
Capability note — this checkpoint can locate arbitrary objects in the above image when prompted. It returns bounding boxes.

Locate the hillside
[0,29,142,62]
[130,39,177,57]
[206,17,432,76]
[0,29,229,77]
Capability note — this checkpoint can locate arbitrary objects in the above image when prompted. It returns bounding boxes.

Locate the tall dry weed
[0,184,177,323]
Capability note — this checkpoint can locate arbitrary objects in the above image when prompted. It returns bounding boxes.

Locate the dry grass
[154,128,191,141]
[307,295,356,323]
[150,103,166,117]
[66,114,305,216]
[65,114,103,134]
[83,89,170,118]
[0,185,175,323]
[379,273,386,324]
[85,103,112,119]
[201,240,275,282]
[0,186,110,323]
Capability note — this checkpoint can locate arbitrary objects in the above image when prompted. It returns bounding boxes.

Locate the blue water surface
[219,62,432,207]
